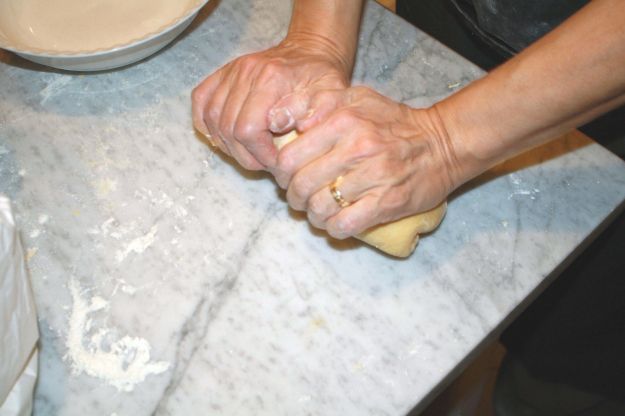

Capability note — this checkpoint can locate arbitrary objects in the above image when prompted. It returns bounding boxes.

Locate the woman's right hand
[192,35,352,171]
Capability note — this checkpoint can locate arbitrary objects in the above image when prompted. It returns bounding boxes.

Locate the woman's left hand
[275,86,466,239]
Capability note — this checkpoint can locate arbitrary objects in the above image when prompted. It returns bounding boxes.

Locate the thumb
[267,90,311,134]
[295,89,347,132]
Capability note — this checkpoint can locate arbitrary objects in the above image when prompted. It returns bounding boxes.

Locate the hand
[192,36,351,171]
[275,86,465,239]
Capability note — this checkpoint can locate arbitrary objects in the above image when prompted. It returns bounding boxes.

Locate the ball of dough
[273,131,446,257]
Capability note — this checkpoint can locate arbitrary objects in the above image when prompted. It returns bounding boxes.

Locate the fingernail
[203,132,214,142]
[269,107,294,132]
[196,128,216,147]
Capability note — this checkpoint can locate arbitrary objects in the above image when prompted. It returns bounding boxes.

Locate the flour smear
[65,278,169,391]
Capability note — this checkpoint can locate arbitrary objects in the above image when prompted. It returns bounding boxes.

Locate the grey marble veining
[1,1,625,415]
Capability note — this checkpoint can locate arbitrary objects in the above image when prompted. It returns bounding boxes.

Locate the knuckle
[290,174,312,201]
[236,55,259,73]
[307,210,325,230]
[276,151,295,176]
[314,90,338,106]
[286,188,303,211]
[307,194,325,217]
[330,108,359,130]
[328,216,355,239]
[206,105,221,124]
[233,120,259,141]
[382,189,409,213]
[258,61,284,83]
[352,134,382,159]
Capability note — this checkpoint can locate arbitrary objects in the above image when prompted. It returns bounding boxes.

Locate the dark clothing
[397,0,588,65]
[398,0,506,70]
[397,0,625,406]
[501,210,625,402]
[451,0,588,55]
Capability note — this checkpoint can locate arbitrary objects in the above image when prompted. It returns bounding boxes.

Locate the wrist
[282,31,354,80]
[285,0,363,80]
[412,103,488,193]
[433,91,508,183]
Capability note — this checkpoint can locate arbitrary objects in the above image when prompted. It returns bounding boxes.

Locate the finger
[268,90,311,134]
[234,84,289,168]
[192,71,223,138]
[274,114,350,188]
[218,70,252,140]
[226,140,265,170]
[285,147,354,211]
[306,170,378,229]
[325,194,382,239]
[306,185,342,230]
[269,86,352,136]
[296,89,348,132]
[211,100,264,170]
[217,74,266,170]
[205,127,229,156]
[206,83,266,173]
[282,108,376,208]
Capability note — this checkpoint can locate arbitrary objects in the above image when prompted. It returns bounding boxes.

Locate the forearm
[436,0,625,186]
[285,0,364,77]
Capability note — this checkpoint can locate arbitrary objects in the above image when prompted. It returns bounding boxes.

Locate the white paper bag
[0,196,39,416]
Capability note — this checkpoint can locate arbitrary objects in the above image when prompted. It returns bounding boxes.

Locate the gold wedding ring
[330,176,350,208]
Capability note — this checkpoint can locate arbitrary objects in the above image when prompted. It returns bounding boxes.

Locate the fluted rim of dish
[0,0,210,58]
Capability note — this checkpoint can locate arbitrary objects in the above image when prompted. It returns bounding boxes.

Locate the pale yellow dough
[273,131,446,257]
[0,0,199,52]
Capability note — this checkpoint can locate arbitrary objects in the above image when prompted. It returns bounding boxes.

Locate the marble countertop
[2,1,625,415]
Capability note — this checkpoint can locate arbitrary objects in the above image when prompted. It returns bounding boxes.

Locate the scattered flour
[100,217,116,235]
[64,278,169,392]
[134,188,173,209]
[29,229,41,238]
[508,173,540,200]
[110,278,138,296]
[93,178,118,198]
[120,283,137,295]
[115,225,158,263]
[89,217,138,240]
[38,214,49,224]
[173,205,188,218]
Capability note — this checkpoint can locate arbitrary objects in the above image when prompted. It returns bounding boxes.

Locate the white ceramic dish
[0,0,210,71]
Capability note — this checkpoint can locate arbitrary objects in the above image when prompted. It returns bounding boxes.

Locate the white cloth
[0,196,39,416]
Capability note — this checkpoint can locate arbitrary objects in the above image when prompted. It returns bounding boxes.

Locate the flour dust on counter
[115,224,159,263]
[64,278,170,392]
